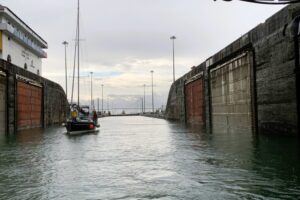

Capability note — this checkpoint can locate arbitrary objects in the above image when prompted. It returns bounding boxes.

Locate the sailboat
[65,0,100,134]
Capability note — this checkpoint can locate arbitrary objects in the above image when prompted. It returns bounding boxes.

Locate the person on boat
[92,109,98,124]
[71,109,78,122]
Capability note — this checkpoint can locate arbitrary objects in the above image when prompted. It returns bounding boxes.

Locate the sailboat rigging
[71,0,80,106]
[66,0,100,134]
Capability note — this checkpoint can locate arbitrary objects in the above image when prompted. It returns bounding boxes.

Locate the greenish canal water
[0,116,299,199]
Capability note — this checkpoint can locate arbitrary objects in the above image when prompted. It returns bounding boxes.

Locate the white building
[0,5,47,75]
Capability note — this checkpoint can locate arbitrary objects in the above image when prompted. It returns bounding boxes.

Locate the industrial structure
[0,5,47,75]
[166,4,300,135]
[0,5,65,134]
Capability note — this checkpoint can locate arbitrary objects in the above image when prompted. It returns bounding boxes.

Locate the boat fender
[89,124,94,129]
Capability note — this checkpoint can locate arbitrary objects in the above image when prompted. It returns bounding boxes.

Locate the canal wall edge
[165,4,300,135]
[0,59,68,134]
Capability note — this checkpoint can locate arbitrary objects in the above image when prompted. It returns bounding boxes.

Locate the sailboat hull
[66,121,99,134]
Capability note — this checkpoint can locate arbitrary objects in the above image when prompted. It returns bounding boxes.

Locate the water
[0,116,299,200]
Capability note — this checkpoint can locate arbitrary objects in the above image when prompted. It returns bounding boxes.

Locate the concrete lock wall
[166,64,206,124]
[0,72,6,134]
[166,4,300,135]
[44,81,67,125]
[165,79,185,122]
[0,59,67,134]
[253,8,298,135]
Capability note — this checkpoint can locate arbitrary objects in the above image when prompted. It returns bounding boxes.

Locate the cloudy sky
[1,0,284,112]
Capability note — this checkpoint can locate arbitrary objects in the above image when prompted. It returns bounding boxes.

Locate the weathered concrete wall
[0,59,67,134]
[0,74,6,133]
[44,80,67,126]
[165,79,184,122]
[166,64,206,124]
[166,4,300,135]
[251,6,298,135]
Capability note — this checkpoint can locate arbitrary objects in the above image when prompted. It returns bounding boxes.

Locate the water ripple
[0,116,299,199]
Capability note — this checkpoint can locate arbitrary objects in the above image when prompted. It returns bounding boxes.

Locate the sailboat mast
[77,0,80,106]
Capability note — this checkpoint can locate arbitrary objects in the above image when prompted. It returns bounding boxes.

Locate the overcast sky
[1,0,284,112]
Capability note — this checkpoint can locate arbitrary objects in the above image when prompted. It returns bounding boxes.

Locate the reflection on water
[0,117,299,199]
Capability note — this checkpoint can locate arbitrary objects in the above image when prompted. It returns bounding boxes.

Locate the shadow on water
[0,128,47,199]
[0,128,44,147]
[183,123,300,198]
[64,130,100,138]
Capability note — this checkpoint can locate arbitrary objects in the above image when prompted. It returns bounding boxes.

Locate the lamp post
[62,41,68,99]
[150,70,154,113]
[90,72,93,109]
[101,84,104,113]
[107,96,109,112]
[141,97,143,114]
[94,78,102,113]
[170,36,176,82]
[143,84,146,113]
[97,98,99,113]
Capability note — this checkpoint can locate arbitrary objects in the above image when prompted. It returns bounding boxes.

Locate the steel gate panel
[210,53,252,133]
[185,78,204,126]
[17,81,42,130]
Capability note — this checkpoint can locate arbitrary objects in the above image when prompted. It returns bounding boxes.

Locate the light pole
[170,36,176,82]
[143,84,146,113]
[62,41,68,99]
[101,84,104,113]
[107,97,109,112]
[97,98,99,113]
[90,72,93,110]
[94,78,102,113]
[141,97,143,114]
[150,70,154,113]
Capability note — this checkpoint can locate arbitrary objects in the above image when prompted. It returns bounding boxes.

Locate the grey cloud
[0,0,284,109]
